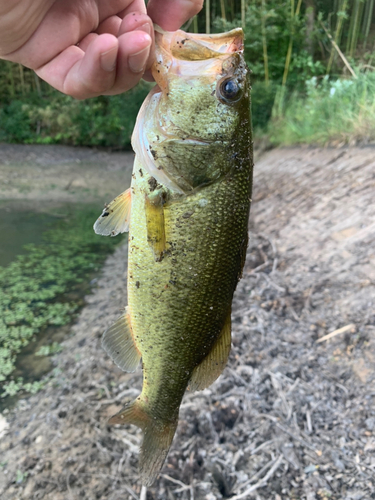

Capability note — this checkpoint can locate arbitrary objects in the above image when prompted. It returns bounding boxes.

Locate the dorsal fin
[94,188,131,237]
[189,310,231,391]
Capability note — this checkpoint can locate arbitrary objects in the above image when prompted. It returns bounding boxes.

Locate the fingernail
[140,23,151,36]
[100,47,117,72]
[129,46,150,73]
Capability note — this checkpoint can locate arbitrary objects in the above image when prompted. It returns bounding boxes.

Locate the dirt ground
[0,145,374,500]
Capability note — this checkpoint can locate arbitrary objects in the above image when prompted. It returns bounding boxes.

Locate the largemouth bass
[94,26,253,486]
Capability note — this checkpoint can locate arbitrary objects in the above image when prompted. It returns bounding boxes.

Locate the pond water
[0,201,121,412]
[0,206,64,268]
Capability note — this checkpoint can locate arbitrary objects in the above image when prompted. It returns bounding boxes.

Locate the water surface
[0,201,121,412]
[0,206,62,267]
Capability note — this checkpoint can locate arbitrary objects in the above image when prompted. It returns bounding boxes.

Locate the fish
[94,25,253,486]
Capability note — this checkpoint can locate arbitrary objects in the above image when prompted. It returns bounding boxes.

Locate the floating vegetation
[0,206,123,397]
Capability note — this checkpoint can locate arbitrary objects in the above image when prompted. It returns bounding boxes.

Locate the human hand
[0,0,203,99]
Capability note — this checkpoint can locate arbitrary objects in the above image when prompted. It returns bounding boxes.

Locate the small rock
[0,414,9,440]
[365,417,375,431]
[22,479,35,498]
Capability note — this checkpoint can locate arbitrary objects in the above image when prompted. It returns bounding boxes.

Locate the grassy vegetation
[0,1,374,147]
[0,207,122,397]
[270,71,375,145]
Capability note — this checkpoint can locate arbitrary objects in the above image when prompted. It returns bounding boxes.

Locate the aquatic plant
[0,207,122,397]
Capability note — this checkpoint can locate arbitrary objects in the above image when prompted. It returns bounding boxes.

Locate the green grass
[269,71,375,145]
[0,206,122,397]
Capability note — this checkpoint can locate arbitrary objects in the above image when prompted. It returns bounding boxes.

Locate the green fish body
[94,26,253,486]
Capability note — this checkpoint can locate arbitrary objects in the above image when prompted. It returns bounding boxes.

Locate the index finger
[147,0,203,31]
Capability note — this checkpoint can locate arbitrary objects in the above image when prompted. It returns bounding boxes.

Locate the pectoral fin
[189,310,232,392]
[102,307,141,372]
[145,191,166,262]
[94,188,131,237]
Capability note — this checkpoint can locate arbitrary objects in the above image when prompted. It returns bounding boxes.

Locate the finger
[96,15,122,36]
[103,30,152,95]
[78,33,98,52]
[118,12,152,37]
[118,12,155,72]
[7,0,140,69]
[147,0,204,30]
[36,34,120,99]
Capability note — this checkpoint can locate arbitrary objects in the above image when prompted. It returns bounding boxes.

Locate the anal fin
[189,310,232,392]
[145,190,166,262]
[102,307,141,372]
[94,188,131,237]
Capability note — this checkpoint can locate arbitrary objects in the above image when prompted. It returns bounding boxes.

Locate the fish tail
[140,417,178,486]
[108,398,178,486]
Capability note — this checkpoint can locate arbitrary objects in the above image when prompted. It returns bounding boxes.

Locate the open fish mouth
[152,25,244,91]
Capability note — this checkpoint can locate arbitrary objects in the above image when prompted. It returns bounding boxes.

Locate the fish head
[132,27,252,193]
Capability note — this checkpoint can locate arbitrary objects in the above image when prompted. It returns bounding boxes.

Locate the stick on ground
[316,323,355,343]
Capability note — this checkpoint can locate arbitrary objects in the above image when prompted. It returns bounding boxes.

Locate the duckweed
[0,206,122,396]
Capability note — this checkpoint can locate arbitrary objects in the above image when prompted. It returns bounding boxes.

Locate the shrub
[269,70,375,145]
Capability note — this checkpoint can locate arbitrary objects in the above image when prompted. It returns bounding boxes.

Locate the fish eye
[217,77,241,104]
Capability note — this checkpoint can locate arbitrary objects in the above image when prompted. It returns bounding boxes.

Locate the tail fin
[108,398,178,486]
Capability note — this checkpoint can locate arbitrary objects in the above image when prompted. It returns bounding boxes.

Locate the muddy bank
[0,144,134,208]
[0,146,374,500]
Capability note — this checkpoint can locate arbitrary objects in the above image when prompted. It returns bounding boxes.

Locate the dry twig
[230,455,284,499]
[316,324,355,343]
[140,485,147,500]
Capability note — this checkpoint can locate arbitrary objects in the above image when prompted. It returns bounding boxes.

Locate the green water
[0,202,122,412]
[0,208,63,268]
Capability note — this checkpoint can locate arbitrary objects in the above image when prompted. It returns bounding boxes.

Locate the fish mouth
[152,26,244,92]
[155,25,243,59]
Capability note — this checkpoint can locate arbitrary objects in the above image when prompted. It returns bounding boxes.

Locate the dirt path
[0,146,374,500]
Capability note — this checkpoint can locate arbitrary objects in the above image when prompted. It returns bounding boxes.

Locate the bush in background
[1,0,375,147]
[270,70,375,145]
[0,83,150,149]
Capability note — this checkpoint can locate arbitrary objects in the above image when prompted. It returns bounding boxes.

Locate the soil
[0,145,374,500]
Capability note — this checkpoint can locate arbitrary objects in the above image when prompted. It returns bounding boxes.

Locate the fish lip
[154,25,244,57]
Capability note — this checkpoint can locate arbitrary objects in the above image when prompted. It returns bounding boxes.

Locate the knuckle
[64,79,109,100]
